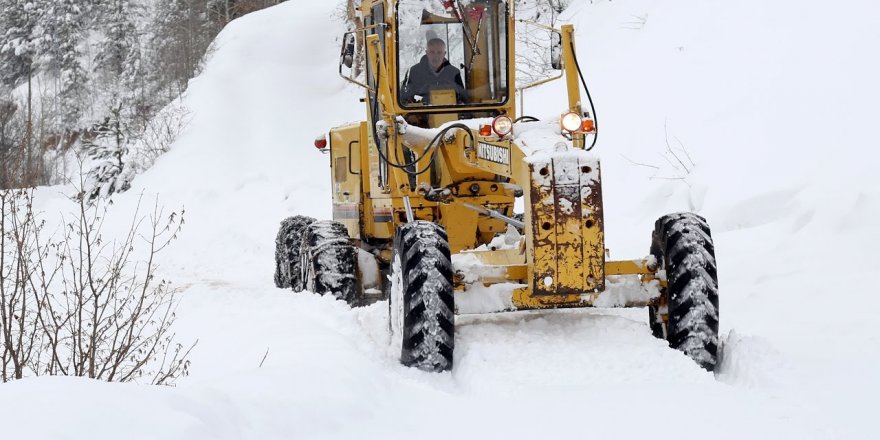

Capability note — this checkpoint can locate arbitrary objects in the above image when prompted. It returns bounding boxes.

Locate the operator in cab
[400,37,467,104]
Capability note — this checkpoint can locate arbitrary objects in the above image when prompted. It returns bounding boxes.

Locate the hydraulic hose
[513,115,540,123]
[569,40,599,151]
[377,122,475,176]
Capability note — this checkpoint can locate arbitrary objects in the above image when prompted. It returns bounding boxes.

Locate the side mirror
[338,31,370,90]
[340,32,356,68]
[550,30,563,70]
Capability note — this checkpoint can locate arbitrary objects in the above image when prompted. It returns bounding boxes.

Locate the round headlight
[560,112,582,132]
[492,116,513,137]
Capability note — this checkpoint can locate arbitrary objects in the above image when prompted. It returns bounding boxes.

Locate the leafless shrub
[132,101,191,166]
[621,120,696,184]
[0,189,52,381]
[0,187,193,385]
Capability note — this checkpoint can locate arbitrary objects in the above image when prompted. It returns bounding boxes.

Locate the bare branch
[259,348,270,368]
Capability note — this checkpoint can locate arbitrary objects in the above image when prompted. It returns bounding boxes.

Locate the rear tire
[649,213,719,371]
[301,220,360,304]
[648,305,665,339]
[274,215,316,289]
[389,221,455,372]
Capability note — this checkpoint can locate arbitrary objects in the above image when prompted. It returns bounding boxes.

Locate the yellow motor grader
[274,0,719,372]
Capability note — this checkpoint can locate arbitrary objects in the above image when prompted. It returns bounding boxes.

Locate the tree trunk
[24,65,33,187]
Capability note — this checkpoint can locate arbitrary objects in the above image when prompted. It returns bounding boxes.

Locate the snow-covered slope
[3,1,879,438]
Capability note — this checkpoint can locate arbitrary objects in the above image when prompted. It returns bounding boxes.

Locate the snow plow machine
[274,0,719,372]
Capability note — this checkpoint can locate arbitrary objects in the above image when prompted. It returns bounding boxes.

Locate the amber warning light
[560,111,596,134]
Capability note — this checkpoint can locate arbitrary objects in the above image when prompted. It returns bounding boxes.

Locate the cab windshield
[396,0,509,109]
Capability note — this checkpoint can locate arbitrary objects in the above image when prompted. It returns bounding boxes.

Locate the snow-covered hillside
[2,0,878,438]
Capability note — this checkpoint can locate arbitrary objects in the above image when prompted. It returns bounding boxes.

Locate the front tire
[649,213,720,371]
[301,220,360,304]
[389,221,455,372]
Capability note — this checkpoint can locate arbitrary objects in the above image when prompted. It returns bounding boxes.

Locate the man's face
[427,43,446,71]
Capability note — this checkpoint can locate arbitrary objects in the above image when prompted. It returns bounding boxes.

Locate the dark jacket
[400,55,467,103]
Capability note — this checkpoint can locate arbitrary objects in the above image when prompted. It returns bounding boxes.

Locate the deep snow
[2,0,879,438]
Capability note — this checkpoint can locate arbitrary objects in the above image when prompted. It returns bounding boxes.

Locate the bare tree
[0,187,193,385]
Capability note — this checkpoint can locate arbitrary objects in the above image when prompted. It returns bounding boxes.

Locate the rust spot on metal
[584,168,604,232]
